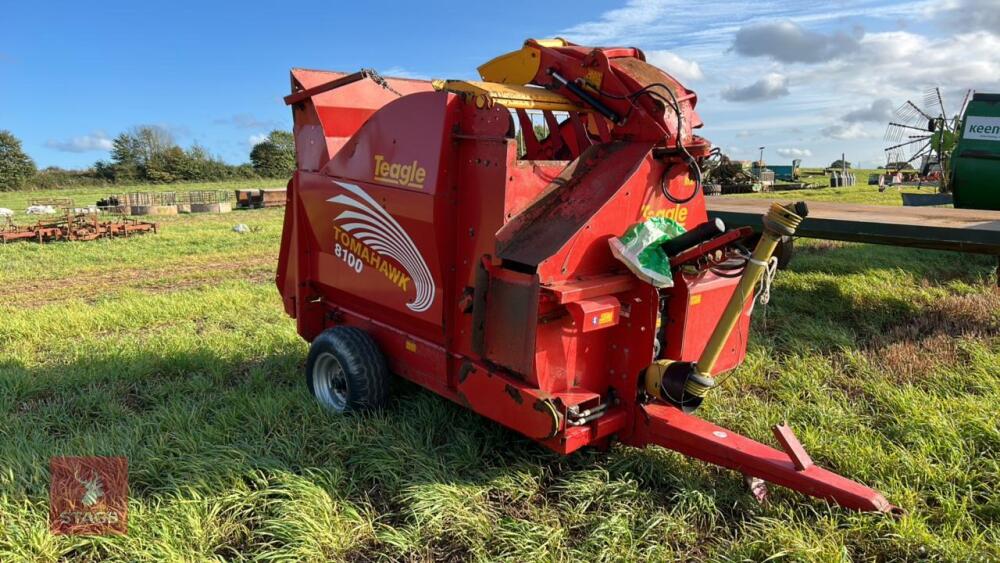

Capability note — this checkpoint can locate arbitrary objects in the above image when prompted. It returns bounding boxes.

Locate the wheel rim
[313,351,349,411]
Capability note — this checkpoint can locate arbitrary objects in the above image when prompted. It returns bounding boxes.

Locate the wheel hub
[313,351,348,411]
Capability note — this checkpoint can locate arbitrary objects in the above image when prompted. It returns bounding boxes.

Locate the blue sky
[2,0,998,169]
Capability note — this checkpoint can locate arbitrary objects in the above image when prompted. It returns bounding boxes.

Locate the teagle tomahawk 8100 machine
[277,39,898,514]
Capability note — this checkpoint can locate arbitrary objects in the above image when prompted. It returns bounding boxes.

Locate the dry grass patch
[885,290,999,342]
[878,334,961,383]
[866,290,997,383]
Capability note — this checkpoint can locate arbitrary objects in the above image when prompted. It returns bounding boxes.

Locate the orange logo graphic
[50,456,128,535]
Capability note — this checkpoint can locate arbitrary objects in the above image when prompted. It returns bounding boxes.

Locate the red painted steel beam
[668,226,753,267]
[543,274,637,304]
[635,403,898,513]
[284,71,366,106]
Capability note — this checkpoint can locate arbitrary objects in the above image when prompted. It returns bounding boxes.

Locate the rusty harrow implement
[1,211,157,244]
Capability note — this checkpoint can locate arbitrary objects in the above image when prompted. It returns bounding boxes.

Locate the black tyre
[774,236,794,270]
[745,234,795,270]
[306,326,389,412]
[703,183,722,196]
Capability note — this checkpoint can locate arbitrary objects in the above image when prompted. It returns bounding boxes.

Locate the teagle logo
[373,154,427,189]
[641,204,690,227]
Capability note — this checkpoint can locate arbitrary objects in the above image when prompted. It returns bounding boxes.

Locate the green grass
[755,169,941,206]
[1,181,998,561]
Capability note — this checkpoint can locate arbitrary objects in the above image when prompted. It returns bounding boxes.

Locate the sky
[2,0,998,170]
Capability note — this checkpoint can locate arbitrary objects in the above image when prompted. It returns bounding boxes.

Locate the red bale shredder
[277,39,898,514]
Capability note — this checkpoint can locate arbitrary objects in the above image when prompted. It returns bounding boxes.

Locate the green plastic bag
[608,217,686,288]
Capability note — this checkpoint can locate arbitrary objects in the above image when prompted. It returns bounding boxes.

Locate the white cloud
[732,21,862,63]
[821,122,873,140]
[813,31,1000,97]
[560,0,672,45]
[559,0,927,56]
[776,147,812,157]
[645,50,704,82]
[381,66,428,80]
[721,73,789,102]
[44,131,113,153]
[843,98,894,123]
[929,0,1000,34]
[552,0,990,167]
[248,133,268,147]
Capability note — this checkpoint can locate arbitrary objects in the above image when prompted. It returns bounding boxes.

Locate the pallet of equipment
[235,188,287,209]
[707,198,1000,255]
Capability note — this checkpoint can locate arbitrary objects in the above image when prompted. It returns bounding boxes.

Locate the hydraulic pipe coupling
[646,202,808,412]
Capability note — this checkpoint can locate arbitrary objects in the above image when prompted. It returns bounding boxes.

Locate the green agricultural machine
[951,92,1000,210]
[883,88,963,191]
[884,89,999,210]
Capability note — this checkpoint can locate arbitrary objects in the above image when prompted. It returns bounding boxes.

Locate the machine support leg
[773,423,813,470]
[636,404,899,514]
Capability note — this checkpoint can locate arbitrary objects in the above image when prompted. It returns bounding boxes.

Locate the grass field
[768,168,934,205]
[1,181,997,561]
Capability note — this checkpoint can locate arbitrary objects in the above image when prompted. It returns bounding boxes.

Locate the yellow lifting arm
[476,38,568,85]
[431,79,585,112]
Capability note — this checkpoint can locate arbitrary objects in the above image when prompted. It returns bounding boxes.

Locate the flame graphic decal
[327,181,435,312]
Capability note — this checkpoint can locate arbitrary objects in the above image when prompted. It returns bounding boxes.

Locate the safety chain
[748,255,779,331]
[360,68,403,97]
[754,255,779,307]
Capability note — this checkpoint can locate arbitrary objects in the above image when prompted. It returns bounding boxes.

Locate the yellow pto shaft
[644,202,808,410]
[687,202,807,397]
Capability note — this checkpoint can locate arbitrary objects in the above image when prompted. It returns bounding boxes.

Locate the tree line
[0,127,295,191]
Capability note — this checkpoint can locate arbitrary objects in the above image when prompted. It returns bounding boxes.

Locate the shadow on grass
[788,239,996,281]
[1,345,744,525]
[757,243,998,354]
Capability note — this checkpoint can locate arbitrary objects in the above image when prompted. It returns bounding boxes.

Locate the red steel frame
[277,40,897,514]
